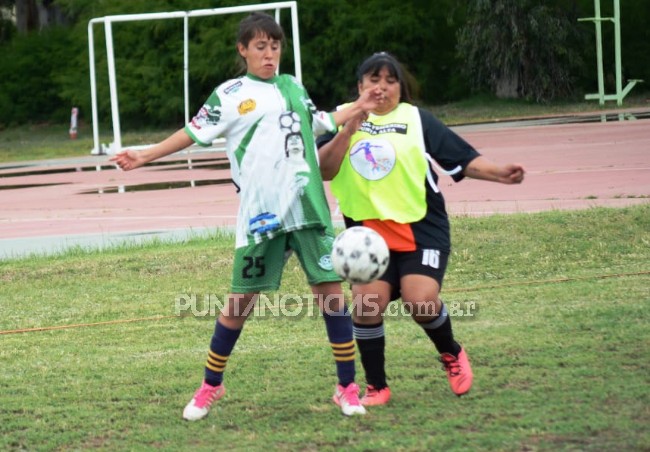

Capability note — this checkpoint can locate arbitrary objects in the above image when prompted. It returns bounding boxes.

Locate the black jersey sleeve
[419,108,480,183]
[315,131,336,148]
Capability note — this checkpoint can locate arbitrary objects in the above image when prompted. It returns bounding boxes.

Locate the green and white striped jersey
[185,73,336,248]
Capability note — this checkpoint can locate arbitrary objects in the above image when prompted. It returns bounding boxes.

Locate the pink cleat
[440,348,473,396]
[332,383,367,416]
[182,380,226,421]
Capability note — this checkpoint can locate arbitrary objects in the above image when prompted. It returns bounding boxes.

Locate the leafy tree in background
[0,0,16,43]
[298,0,468,110]
[457,0,588,102]
[0,0,648,128]
[0,26,73,124]
[2,0,68,33]
[32,0,242,127]
[44,0,471,126]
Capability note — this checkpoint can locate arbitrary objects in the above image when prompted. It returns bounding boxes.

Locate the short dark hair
[237,12,285,47]
[356,52,413,103]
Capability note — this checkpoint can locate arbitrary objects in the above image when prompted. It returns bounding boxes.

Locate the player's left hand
[499,164,525,184]
[357,86,384,112]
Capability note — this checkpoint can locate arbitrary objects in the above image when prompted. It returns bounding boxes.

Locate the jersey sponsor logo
[318,254,333,271]
[224,80,243,95]
[359,122,408,135]
[421,249,440,269]
[249,212,281,234]
[238,99,256,115]
[302,96,317,115]
[349,138,396,181]
[191,104,221,129]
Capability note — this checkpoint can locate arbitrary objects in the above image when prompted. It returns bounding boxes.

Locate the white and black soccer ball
[279,111,302,133]
[331,226,389,284]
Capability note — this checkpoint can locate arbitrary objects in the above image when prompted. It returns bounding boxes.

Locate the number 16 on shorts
[422,249,440,269]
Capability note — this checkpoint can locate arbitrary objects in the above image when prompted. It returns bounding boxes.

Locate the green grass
[430,93,650,125]
[2,94,648,163]
[0,123,176,163]
[1,205,649,451]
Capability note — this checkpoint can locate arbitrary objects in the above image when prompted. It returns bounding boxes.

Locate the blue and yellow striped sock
[323,305,356,387]
[204,320,242,387]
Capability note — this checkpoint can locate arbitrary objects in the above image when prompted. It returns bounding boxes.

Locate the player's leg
[399,250,473,396]
[183,292,258,421]
[351,278,392,406]
[290,227,365,415]
[183,236,287,421]
[311,281,366,416]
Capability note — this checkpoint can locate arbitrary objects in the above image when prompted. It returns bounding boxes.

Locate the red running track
[1,119,648,243]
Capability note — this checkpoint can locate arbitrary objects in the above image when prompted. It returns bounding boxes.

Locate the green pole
[613,0,623,105]
[594,0,605,105]
[579,0,642,107]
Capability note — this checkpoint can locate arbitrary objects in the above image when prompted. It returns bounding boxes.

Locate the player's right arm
[318,113,366,181]
[111,128,194,171]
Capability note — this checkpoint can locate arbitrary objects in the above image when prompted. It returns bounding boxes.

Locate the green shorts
[231,227,342,293]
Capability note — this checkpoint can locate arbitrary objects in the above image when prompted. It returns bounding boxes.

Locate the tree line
[0,0,648,128]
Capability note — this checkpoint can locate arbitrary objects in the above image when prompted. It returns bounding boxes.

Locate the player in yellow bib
[318,52,525,405]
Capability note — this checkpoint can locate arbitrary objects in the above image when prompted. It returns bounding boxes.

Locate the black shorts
[379,249,449,301]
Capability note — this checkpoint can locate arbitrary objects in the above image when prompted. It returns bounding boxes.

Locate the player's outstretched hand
[499,164,525,184]
[110,150,146,171]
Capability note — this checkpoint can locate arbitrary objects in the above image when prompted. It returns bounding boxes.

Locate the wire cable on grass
[1,271,648,335]
[0,315,177,335]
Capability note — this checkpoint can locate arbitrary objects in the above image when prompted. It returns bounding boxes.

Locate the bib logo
[349,139,396,181]
[238,99,256,115]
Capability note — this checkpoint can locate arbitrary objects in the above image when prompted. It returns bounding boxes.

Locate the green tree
[457,0,588,101]
[53,0,243,128]
[298,0,468,109]
[0,0,16,43]
[0,26,73,124]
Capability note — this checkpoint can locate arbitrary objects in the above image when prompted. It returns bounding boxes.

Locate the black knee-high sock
[418,303,461,357]
[353,321,387,389]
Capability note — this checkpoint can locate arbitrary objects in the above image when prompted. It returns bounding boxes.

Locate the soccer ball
[331,226,390,284]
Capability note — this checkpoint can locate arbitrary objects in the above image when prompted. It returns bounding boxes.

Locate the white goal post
[87,1,301,155]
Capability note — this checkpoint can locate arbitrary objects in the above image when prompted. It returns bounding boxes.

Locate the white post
[183,13,192,165]
[87,2,301,154]
[275,8,281,75]
[183,14,190,124]
[104,19,122,152]
[290,2,302,82]
[87,20,101,154]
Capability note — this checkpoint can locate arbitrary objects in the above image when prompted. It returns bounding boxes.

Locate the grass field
[1,205,649,451]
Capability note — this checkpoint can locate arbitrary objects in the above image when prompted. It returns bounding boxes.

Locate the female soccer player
[318,52,525,405]
[112,13,381,420]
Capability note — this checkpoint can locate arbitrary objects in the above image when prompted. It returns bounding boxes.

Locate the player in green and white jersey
[111,12,382,420]
[186,72,334,248]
